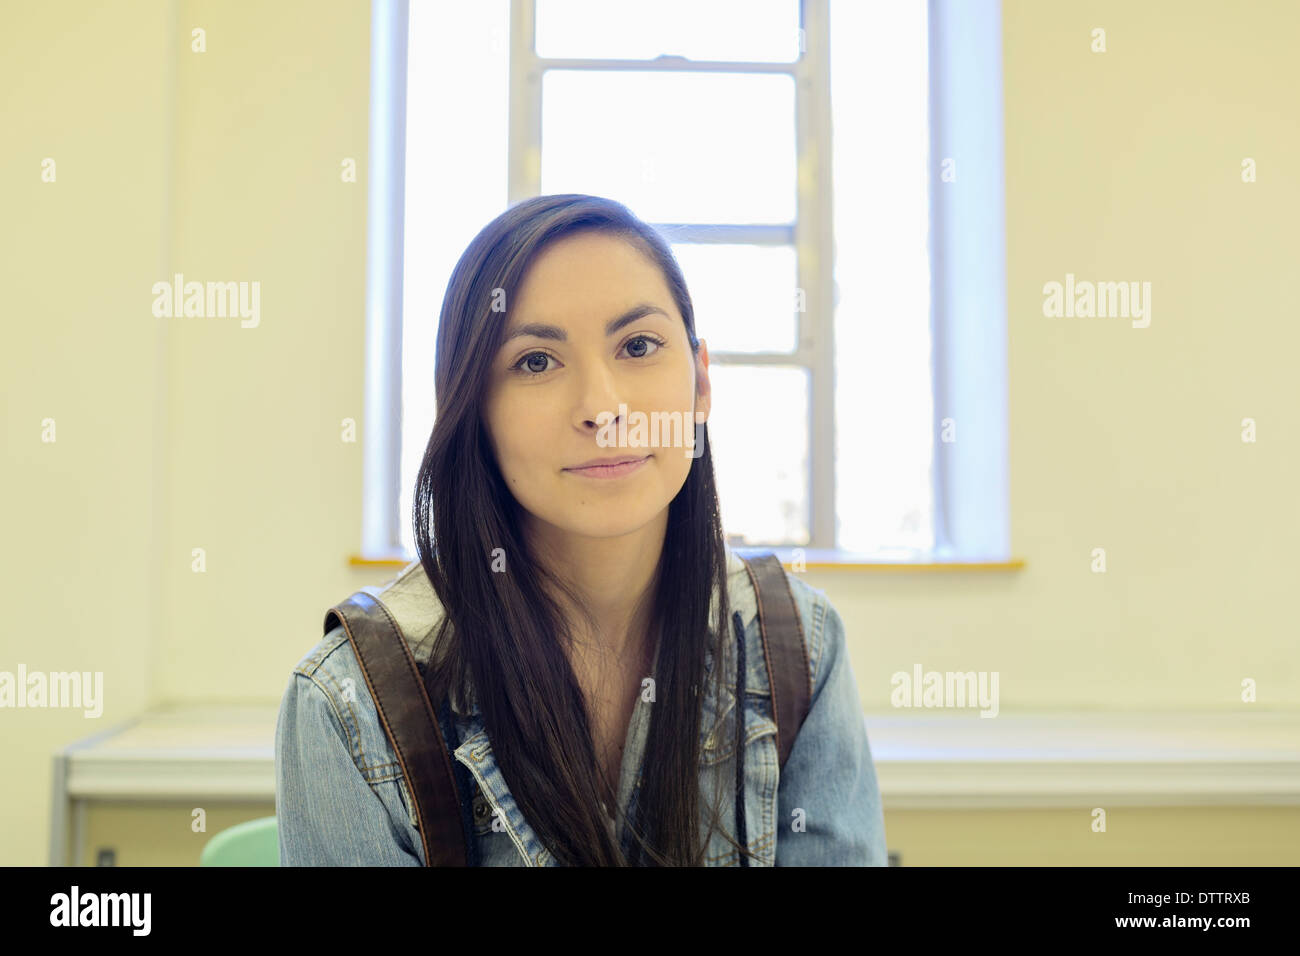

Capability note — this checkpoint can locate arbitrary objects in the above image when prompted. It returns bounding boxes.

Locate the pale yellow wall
[2,0,174,867]
[885,807,1300,866]
[2,0,1296,866]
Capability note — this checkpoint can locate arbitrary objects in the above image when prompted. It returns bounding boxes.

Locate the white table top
[864,710,1300,807]
[57,705,1300,807]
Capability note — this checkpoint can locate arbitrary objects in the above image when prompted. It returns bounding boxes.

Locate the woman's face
[483,231,711,543]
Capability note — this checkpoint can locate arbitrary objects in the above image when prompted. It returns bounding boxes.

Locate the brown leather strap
[739,552,813,772]
[324,592,467,867]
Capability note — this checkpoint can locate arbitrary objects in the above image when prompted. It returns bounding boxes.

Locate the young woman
[275,194,887,866]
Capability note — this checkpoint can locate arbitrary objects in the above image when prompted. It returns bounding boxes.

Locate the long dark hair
[411,194,753,865]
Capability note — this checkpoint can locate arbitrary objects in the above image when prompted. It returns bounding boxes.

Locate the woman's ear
[694,338,711,424]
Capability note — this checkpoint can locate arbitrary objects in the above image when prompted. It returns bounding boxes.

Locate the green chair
[199,815,280,866]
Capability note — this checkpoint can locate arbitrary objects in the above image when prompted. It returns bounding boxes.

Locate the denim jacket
[275,547,888,866]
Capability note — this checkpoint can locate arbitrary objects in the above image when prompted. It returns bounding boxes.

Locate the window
[364,0,1009,564]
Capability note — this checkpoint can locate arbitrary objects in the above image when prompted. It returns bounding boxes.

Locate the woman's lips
[563,455,651,479]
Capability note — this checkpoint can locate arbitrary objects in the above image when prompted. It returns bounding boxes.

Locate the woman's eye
[623,334,666,359]
[513,351,554,375]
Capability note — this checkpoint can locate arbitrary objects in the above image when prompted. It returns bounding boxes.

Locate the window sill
[349,554,417,569]
[348,550,1026,572]
[736,547,1025,571]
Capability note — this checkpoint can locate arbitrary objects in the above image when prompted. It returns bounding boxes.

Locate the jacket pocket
[701,690,777,766]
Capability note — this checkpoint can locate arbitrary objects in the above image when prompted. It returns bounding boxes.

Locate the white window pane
[831,0,934,555]
[400,0,510,559]
[541,70,796,224]
[536,0,801,63]
[672,243,798,353]
[708,366,809,546]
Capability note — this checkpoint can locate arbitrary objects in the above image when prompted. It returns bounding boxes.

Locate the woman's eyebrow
[501,303,670,344]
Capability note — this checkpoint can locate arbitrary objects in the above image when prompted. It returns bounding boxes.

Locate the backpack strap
[737,552,813,772]
[323,592,468,867]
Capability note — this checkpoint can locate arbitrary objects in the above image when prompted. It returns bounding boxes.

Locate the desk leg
[49,755,68,867]
[72,799,86,867]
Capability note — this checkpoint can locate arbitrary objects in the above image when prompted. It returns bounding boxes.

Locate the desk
[51,704,277,866]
